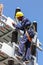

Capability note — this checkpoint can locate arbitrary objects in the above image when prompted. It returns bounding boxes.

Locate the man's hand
[26,31,32,42]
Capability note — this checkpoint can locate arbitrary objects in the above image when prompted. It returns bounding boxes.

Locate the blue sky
[0,0,43,65]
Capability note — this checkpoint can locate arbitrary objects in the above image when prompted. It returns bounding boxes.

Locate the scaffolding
[0,15,42,65]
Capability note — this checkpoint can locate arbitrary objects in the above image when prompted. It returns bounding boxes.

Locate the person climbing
[12,11,35,62]
[0,4,5,31]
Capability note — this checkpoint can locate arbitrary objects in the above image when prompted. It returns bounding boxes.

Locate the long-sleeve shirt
[14,17,31,31]
[14,17,35,38]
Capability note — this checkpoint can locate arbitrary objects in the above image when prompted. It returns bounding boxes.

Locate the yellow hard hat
[16,12,24,18]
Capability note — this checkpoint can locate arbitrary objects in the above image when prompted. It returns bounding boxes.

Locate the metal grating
[0,15,15,43]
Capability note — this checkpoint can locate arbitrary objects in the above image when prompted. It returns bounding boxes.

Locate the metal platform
[0,15,15,63]
[0,15,15,43]
[0,42,19,65]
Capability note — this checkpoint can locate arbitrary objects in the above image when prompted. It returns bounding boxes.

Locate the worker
[12,11,35,62]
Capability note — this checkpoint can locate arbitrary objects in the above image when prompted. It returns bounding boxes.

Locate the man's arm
[26,31,32,42]
[12,22,24,30]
